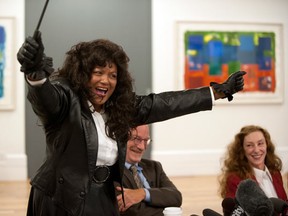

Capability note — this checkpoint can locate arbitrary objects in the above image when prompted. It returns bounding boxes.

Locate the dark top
[27,77,212,215]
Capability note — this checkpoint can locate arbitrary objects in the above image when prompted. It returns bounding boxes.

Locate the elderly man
[115,124,182,216]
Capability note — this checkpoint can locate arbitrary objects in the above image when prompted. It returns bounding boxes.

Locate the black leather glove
[210,71,246,101]
[17,31,54,80]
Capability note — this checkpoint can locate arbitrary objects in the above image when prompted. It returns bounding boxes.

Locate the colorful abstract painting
[0,17,15,110]
[184,31,275,93]
[0,25,6,98]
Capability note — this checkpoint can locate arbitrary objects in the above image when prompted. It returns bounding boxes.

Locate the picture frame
[175,21,284,104]
[0,17,16,110]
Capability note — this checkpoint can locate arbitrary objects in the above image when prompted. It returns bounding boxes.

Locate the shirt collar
[125,162,143,171]
[87,100,105,114]
[253,165,273,182]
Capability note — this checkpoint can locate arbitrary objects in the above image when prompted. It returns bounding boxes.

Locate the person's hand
[210,71,246,101]
[116,186,146,212]
[17,31,54,79]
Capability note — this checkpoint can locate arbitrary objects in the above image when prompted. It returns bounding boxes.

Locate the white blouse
[89,103,118,166]
[253,166,278,198]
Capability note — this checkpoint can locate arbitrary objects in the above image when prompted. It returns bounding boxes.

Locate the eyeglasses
[130,136,152,146]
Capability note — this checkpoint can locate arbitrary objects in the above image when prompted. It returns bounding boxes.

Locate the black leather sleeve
[134,87,213,124]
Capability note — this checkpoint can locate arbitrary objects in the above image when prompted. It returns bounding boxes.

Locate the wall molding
[152,147,288,177]
[0,153,27,180]
[1,147,286,180]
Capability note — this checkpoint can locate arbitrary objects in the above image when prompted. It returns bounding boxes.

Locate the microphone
[269,197,288,214]
[222,197,246,216]
[236,179,274,216]
[222,197,236,216]
[202,208,222,216]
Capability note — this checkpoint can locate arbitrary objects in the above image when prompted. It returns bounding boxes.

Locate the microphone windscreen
[235,179,273,216]
[269,197,288,214]
[202,208,222,216]
[221,197,236,216]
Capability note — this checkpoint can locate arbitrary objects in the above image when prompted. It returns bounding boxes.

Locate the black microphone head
[202,208,222,216]
[269,197,288,214]
[222,197,236,216]
[235,179,273,216]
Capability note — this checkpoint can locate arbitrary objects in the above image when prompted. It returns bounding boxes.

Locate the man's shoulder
[140,158,162,168]
[141,158,159,163]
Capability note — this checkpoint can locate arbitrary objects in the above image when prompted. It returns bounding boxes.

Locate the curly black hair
[58,39,137,142]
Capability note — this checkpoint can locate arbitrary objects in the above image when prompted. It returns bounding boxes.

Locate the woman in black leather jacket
[17,31,246,216]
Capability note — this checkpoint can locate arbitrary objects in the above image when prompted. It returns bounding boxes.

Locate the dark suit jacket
[118,159,182,216]
[226,171,288,202]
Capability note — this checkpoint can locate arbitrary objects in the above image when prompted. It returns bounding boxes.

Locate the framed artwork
[175,21,284,104]
[0,17,15,110]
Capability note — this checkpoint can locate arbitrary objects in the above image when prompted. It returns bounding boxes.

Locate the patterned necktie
[130,164,143,188]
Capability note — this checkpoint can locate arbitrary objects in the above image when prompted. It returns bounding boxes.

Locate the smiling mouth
[251,154,262,159]
[95,87,108,97]
[131,148,143,154]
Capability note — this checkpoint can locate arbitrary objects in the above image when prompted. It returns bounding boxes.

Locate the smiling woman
[88,63,118,112]
[16,27,245,215]
[218,125,287,202]
[243,130,267,170]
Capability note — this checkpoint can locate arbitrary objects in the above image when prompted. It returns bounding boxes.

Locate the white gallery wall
[0,0,26,180]
[0,0,287,180]
[151,0,288,176]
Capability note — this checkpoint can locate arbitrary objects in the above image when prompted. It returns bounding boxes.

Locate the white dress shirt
[253,166,278,198]
[90,105,118,166]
